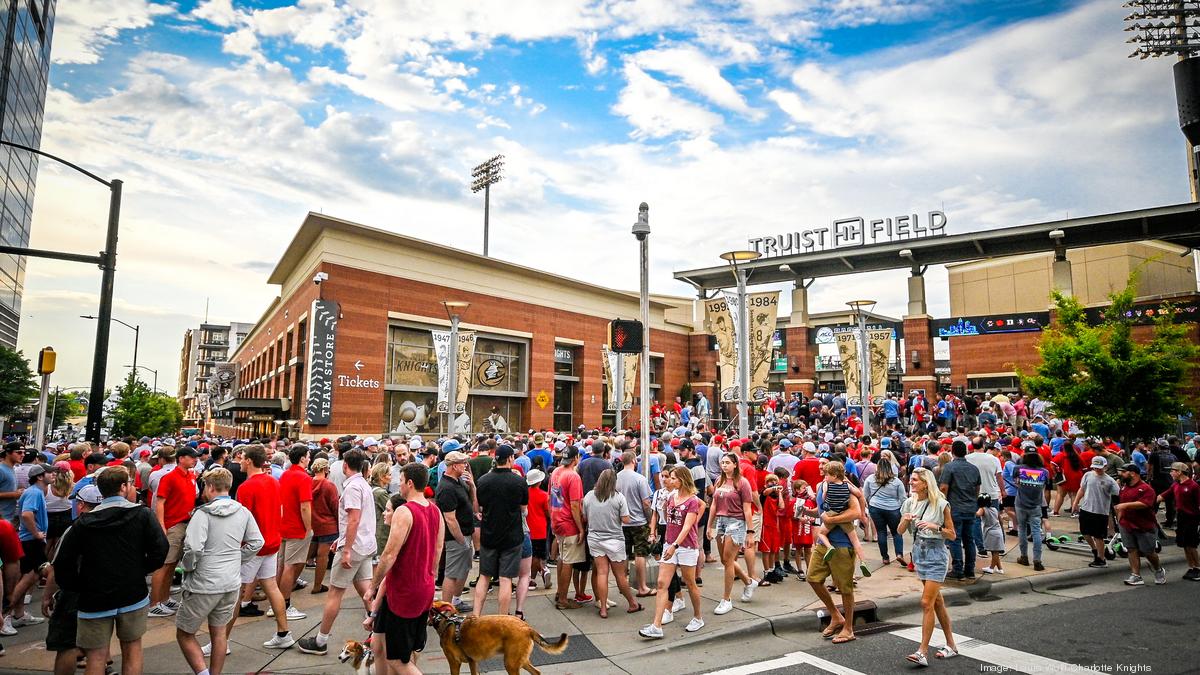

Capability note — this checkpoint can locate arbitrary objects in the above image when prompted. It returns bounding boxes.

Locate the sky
[15,0,1196,393]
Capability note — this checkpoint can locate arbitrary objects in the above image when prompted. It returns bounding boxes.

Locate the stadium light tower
[470,154,504,256]
[1125,1,1200,199]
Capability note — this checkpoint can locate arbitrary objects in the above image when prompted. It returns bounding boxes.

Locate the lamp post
[847,299,877,436]
[719,249,762,436]
[126,365,158,393]
[443,301,470,434]
[81,315,139,371]
[632,203,651,478]
[470,155,504,256]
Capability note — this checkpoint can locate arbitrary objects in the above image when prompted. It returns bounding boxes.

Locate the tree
[0,346,38,421]
[109,372,183,438]
[50,391,86,431]
[1020,271,1199,445]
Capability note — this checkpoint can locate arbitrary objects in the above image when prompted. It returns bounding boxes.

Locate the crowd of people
[0,388,1195,673]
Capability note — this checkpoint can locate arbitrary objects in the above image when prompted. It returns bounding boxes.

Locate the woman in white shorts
[582,469,643,618]
[640,465,706,638]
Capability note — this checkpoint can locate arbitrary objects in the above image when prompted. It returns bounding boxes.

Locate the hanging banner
[867,329,893,405]
[704,296,738,402]
[836,332,861,405]
[745,291,780,402]
[601,345,637,411]
[433,330,476,414]
[305,299,339,425]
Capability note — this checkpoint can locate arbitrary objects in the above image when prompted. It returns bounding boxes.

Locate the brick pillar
[529,333,555,430]
[783,325,814,397]
[902,316,936,394]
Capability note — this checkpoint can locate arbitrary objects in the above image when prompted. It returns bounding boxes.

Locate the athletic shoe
[671,597,686,613]
[147,603,176,618]
[239,603,265,617]
[638,624,664,639]
[305,560,317,568]
[201,642,231,657]
[685,617,705,632]
[1124,574,1145,586]
[605,599,617,609]
[296,636,327,655]
[294,577,309,589]
[574,593,594,602]
[165,599,180,610]
[0,617,16,636]
[660,609,674,625]
[714,599,733,615]
[10,613,43,627]
[1154,567,1167,585]
[263,633,296,649]
[1183,568,1200,581]
[782,561,799,574]
[286,606,307,620]
[541,569,552,589]
[740,579,758,602]
[1088,559,1108,568]
[1033,561,1045,572]
[452,599,473,613]
[981,566,1004,575]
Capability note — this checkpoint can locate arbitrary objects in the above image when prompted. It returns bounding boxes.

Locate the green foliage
[109,372,183,438]
[679,382,692,404]
[0,347,38,420]
[1020,271,1198,442]
[50,391,86,430]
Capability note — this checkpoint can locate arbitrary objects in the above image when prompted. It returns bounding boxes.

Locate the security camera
[778,264,791,273]
[312,272,329,285]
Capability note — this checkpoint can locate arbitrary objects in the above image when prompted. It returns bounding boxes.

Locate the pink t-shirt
[550,467,583,537]
[664,493,702,550]
[712,477,752,518]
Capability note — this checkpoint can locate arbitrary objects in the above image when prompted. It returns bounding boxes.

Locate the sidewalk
[0,515,1181,674]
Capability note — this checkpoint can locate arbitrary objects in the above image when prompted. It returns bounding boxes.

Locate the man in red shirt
[277,446,313,619]
[149,446,198,617]
[550,448,585,609]
[106,441,131,468]
[1115,463,1165,586]
[224,444,294,652]
[68,443,89,481]
[738,442,763,588]
[1159,462,1199,581]
[792,443,824,492]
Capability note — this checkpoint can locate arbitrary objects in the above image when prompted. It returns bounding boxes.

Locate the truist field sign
[749,210,948,257]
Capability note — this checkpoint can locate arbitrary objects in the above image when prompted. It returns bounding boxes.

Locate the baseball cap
[362,437,379,448]
[441,439,462,453]
[533,433,545,443]
[77,484,104,505]
[444,451,469,465]
[880,437,892,449]
[162,437,177,446]
[27,464,48,480]
[496,445,515,463]
[1119,462,1141,474]
[1171,462,1193,475]
[526,469,546,485]
[176,447,199,458]
[779,439,793,448]
[1090,456,1107,469]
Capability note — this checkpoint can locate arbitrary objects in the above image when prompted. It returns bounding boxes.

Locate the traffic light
[609,320,643,354]
[37,346,55,375]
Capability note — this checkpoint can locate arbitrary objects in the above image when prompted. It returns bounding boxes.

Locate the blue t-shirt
[1031,423,1049,439]
[527,448,554,472]
[514,455,532,475]
[1002,461,1018,497]
[695,443,709,462]
[1131,450,1148,475]
[0,463,15,522]
[1050,437,1067,453]
[17,486,47,541]
[681,408,691,424]
[882,400,900,418]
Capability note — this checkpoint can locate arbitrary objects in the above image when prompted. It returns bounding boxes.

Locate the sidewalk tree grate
[480,632,603,669]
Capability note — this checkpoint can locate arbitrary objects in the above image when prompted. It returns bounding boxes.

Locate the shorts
[1174,514,1199,549]
[315,532,338,544]
[0,520,22,565]
[164,522,188,566]
[443,538,474,581]
[280,533,313,567]
[373,597,427,664]
[587,537,627,563]
[176,589,238,634]
[19,538,46,575]
[623,524,651,558]
[331,547,374,588]
[557,534,586,565]
[662,545,699,567]
[521,534,533,559]
[807,544,854,589]
[714,516,747,546]
[748,512,762,540]
[240,554,278,584]
[1040,506,1049,520]
[47,510,73,539]
[76,608,147,650]
[1078,510,1110,539]
[479,544,522,579]
[530,538,548,560]
[1002,495,1015,509]
[1119,527,1158,556]
[45,590,79,652]
[912,539,950,583]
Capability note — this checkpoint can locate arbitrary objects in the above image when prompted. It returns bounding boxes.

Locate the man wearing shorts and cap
[1072,456,1120,568]
[7,463,52,631]
[1116,463,1166,586]
[1158,462,1199,580]
[149,446,199,618]
[551,447,586,610]
[473,445,527,616]
[435,450,475,611]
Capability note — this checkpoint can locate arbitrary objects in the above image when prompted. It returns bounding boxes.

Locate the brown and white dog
[338,638,375,675]
[429,600,569,675]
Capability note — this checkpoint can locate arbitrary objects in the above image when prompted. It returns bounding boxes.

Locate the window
[386,327,437,389]
[554,345,576,377]
[967,376,1020,394]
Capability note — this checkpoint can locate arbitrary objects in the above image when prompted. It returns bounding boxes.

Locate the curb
[626,548,1189,657]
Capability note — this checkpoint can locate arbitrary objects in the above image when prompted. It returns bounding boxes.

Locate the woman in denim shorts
[706,453,757,616]
[898,467,960,667]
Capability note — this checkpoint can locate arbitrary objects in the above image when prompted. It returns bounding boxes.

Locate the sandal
[514,610,525,622]
[821,622,844,639]
[907,651,929,667]
[759,580,772,587]
[311,585,329,594]
[599,608,608,619]
[627,603,644,613]
[635,590,656,597]
[831,634,856,644]
[935,646,958,659]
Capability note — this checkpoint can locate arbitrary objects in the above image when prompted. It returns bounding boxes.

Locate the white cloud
[53,0,174,65]
[632,46,761,118]
[613,62,725,139]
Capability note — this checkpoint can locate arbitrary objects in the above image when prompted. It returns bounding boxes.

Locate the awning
[213,398,290,413]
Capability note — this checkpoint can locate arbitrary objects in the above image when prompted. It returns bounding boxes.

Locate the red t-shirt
[1168,478,1200,517]
[237,472,282,556]
[69,460,87,481]
[792,457,823,491]
[157,466,197,530]
[278,465,314,540]
[740,459,760,512]
[1118,481,1158,532]
[526,487,549,540]
[549,467,583,537]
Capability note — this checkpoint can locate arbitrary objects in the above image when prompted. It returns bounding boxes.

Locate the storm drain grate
[1045,582,1087,591]
[853,621,910,636]
[480,632,604,669]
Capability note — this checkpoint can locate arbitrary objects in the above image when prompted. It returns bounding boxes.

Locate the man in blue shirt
[8,464,51,629]
[882,396,900,428]
[0,444,23,525]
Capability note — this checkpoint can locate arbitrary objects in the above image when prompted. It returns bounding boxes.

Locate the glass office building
[0,1,55,348]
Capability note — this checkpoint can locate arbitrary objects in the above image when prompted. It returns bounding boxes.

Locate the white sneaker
[0,617,16,636]
[740,579,759,602]
[685,617,705,632]
[981,566,1005,575]
[1154,567,1167,585]
[1124,574,1145,586]
[164,599,180,610]
[605,599,617,608]
[263,633,296,649]
[638,623,664,639]
[714,599,733,615]
[286,605,307,620]
[671,597,686,613]
[10,613,43,627]
[201,642,232,657]
[22,594,30,606]
[660,609,674,625]
[147,602,176,617]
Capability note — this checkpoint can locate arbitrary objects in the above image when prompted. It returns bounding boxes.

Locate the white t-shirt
[966,451,1002,500]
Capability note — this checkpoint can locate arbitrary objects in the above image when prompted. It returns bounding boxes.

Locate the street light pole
[127,365,158,393]
[632,203,651,479]
[719,250,762,437]
[443,301,470,434]
[81,315,139,371]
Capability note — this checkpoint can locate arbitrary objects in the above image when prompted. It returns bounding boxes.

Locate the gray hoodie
[181,497,263,595]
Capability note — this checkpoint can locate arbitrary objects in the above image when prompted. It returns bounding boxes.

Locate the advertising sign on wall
[930,312,1050,338]
[304,299,339,426]
[1083,301,1200,325]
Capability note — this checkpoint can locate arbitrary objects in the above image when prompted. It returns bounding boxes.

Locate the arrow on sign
[354,360,364,371]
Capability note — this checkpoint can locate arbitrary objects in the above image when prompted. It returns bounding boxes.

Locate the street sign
[535,390,550,409]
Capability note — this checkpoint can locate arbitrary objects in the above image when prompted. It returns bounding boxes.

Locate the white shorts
[587,537,628,563]
[240,554,278,584]
[663,546,699,567]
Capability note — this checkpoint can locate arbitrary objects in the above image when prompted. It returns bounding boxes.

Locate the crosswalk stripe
[889,627,1105,674]
[705,650,869,675]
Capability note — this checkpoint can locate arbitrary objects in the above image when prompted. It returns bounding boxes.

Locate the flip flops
[935,646,958,659]
[831,635,856,644]
[821,622,844,639]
